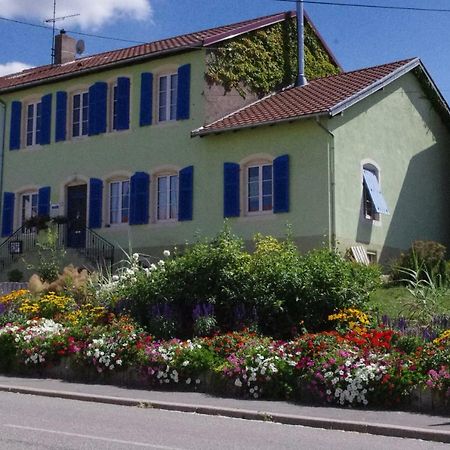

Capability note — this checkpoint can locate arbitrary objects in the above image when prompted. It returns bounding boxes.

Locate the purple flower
[0,303,5,316]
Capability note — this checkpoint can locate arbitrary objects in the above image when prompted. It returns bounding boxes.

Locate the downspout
[315,117,336,250]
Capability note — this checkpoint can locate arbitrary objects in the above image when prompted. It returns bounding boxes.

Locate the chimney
[296,0,307,87]
[54,30,77,65]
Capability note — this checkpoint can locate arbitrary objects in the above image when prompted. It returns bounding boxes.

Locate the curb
[0,384,449,444]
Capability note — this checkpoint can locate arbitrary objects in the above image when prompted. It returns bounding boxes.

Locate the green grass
[367,285,450,317]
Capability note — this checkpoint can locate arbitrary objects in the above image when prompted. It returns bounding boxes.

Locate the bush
[7,269,23,282]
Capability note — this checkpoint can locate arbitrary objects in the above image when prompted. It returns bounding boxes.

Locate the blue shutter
[130,172,149,225]
[116,77,130,130]
[89,178,103,229]
[140,72,153,126]
[1,192,15,237]
[176,64,191,121]
[178,165,193,221]
[9,101,22,150]
[40,93,52,145]
[363,169,389,215]
[38,186,51,217]
[55,91,67,142]
[223,163,240,217]
[273,154,290,213]
[88,82,107,135]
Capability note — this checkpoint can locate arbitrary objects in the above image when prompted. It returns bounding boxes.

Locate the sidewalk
[0,375,448,443]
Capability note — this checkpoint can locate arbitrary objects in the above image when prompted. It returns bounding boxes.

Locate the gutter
[315,117,336,250]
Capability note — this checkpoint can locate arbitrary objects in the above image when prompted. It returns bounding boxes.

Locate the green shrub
[7,269,23,282]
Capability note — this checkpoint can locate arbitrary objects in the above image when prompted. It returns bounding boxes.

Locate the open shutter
[116,77,130,130]
[89,178,103,229]
[223,162,240,217]
[38,186,51,217]
[178,165,193,221]
[176,64,191,121]
[9,101,22,150]
[273,154,290,213]
[40,93,52,145]
[88,82,107,135]
[55,91,67,142]
[140,72,153,126]
[363,169,389,215]
[129,172,149,225]
[1,192,15,237]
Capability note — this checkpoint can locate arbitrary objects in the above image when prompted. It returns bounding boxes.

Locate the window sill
[237,212,276,223]
[151,220,179,229]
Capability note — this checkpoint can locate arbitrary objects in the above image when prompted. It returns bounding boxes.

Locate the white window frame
[156,174,179,221]
[362,163,380,222]
[109,179,130,225]
[72,90,89,138]
[246,163,273,215]
[158,73,178,123]
[25,101,42,147]
[20,191,39,226]
[110,82,118,132]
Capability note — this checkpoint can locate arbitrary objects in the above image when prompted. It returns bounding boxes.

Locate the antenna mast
[45,0,80,64]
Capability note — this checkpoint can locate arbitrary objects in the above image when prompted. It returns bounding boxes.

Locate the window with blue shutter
[178,165,193,221]
[1,192,15,237]
[88,82,108,135]
[55,91,67,142]
[140,72,153,126]
[363,169,389,215]
[224,163,240,217]
[38,186,51,217]
[129,172,149,225]
[89,178,103,229]
[40,93,52,145]
[176,64,191,121]
[273,154,290,213]
[116,77,130,130]
[9,101,22,150]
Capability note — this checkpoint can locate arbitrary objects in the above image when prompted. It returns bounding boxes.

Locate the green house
[0,11,449,273]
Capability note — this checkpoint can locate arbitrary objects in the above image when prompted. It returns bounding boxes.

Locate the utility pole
[44,0,80,64]
[296,0,308,86]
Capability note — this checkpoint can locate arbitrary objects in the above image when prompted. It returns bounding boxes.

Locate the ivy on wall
[206,19,340,98]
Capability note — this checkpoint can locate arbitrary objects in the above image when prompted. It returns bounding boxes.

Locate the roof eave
[191,111,328,137]
[329,58,421,116]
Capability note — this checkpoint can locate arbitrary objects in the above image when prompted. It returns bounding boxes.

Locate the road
[0,391,446,450]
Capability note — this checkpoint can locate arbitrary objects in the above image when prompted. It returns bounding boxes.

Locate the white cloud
[0,62,33,77]
[0,0,152,30]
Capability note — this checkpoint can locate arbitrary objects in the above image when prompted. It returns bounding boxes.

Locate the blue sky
[1,0,450,101]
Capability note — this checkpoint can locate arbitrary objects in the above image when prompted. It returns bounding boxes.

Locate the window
[109,180,130,224]
[72,91,89,137]
[26,102,42,146]
[158,74,178,122]
[157,174,178,220]
[21,192,38,226]
[362,164,389,220]
[247,164,273,213]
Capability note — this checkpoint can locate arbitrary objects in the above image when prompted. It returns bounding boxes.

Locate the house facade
[0,11,449,273]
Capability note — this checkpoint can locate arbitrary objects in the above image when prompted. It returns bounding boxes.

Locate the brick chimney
[54,30,77,65]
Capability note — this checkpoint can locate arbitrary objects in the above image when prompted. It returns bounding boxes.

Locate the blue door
[67,185,87,248]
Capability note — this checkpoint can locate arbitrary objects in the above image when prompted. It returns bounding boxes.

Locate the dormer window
[26,102,42,147]
[72,91,89,137]
[158,73,178,122]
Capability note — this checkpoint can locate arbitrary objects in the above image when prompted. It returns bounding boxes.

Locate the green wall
[330,72,450,263]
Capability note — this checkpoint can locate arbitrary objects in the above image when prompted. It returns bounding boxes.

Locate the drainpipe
[296,0,308,87]
[315,117,336,250]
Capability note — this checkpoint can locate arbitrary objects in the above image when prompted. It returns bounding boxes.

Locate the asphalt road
[0,392,446,450]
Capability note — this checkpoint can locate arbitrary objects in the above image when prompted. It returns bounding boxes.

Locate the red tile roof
[192,58,421,136]
[0,11,338,93]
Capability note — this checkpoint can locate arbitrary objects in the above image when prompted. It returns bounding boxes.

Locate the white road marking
[3,424,184,449]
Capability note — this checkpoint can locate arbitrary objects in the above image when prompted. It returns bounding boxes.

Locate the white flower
[182,360,190,367]
[186,378,191,385]
[116,360,123,366]
[234,378,242,387]
[112,275,119,282]
[163,250,171,257]
[158,260,165,267]
[133,253,140,261]
[196,379,201,384]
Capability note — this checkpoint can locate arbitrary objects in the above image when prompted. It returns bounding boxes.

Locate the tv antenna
[45,0,80,64]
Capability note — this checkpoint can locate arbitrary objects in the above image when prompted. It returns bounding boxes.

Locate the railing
[0,224,38,271]
[0,222,114,274]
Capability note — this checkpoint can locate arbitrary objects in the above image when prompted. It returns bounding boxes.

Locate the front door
[67,185,87,248]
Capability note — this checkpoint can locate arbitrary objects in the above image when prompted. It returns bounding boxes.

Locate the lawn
[368,285,450,317]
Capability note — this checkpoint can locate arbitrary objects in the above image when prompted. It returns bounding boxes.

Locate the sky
[0,0,450,101]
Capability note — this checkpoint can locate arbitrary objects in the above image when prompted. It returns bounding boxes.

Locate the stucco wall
[329,72,450,263]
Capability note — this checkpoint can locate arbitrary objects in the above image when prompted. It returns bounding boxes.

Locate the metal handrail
[83,226,115,271]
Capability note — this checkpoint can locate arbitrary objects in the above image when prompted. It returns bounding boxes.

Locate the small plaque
[9,240,23,255]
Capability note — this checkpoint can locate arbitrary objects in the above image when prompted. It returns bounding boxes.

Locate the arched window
[362,162,389,221]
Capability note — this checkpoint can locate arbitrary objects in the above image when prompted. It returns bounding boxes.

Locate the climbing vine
[206,19,340,98]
